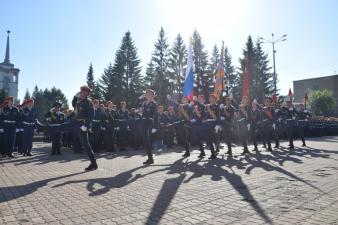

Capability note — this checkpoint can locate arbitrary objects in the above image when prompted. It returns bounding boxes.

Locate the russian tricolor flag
[183,46,194,100]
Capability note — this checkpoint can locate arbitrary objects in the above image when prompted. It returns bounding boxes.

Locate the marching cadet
[164,106,176,148]
[45,102,65,155]
[177,96,192,157]
[237,96,250,155]
[15,103,25,154]
[261,97,275,152]
[155,105,167,149]
[105,101,117,152]
[274,102,287,148]
[37,85,98,171]
[91,99,103,152]
[198,94,218,159]
[2,96,19,158]
[296,103,312,147]
[129,107,143,150]
[140,89,159,164]
[0,103,5,156]
[116,101,130,151]
[21,99,37,156]
[216,96,235,154]
[190,95,206,158]
[250,99,261,151]
[286,100,297,149]
[62,110,73,149]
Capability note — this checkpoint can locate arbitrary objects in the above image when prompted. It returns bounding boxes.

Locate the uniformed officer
[237,96,250,155]
[216,96,235,154]
[177,96,192,157]
[90,99,103,152]
[37,85,97,171]
[285,100,297,149]
[116,101,130,151]
[140,89,159,164]
[155,105,167,149]
[164,106,176,148]
[274,102,287,148]
[190,95,206,158]
[297,103,312,147]
[261,97,275,152]
[21,99,37,156]
[2,96,19,158]
[15,103,25,154]
[45,102,65,155]
[250,99,261,151]
[104,101,117,152]
[198,94,217,159]
[129,107,143,150]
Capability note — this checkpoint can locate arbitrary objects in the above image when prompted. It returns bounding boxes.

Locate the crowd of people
[1,85,338,171]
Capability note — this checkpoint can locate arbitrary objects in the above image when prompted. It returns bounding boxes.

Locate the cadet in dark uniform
[140,89,159,164]
[164,106,176,148]
[297,103,311,147]
[15,103,25,154]
[261,97,275,152]
[237,96,250,155]
[116,101,130,151]
[250,99,261,151]
[274,102,287,148]
[2,96,19,158]
[216,96,235,154]
[285,100,297,149]
[0,102,5,156]
[45,102,65,155]
[129,107,143,150]
[21,99,37,156]
[104,101,117,152]
[198,94,217,159]
[191,95,206,158]
[37,85,97,171]
[91,99,103,152]
[177,96,192,157]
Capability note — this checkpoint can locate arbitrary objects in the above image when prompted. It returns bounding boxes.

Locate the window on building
[13,75,17,82]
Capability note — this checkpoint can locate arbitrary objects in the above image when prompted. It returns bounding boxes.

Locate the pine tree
[209,45,219,74]
[98,63,120,103]
[223,47,237,96]
[192,30,210,98]
[145,60,156,89]
[24,88,31,100]
[237,36,255,102]
[168,33,187,94]
[86,63,101,100]
[149,27,170,105]
[86,63,95,89]
[254,40,273,102]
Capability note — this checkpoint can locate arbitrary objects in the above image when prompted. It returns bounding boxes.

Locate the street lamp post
[260,33,287,96]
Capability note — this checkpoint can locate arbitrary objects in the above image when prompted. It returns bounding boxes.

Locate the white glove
[101,127,106,131]
[214,125,222,133]
[115,127,120,131]
[190,119,196,123]
[16,128,21,133]
[220,116,225,121]
[0,128,4,133]
[272,123,276,130]
[80,125,87,132]
[220,104,224,109]
[151,128,157,133]
[247,124,251,131]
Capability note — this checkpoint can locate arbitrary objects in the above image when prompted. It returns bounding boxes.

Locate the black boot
[302,140,306,147]
[143,154,154,165]
[253,145,258,151]
[85,160,98,171]
[242,146,250,155]
[182,148,190,157]
[226,147,232,155]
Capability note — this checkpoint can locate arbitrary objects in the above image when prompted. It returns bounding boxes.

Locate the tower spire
[4,30,10,64]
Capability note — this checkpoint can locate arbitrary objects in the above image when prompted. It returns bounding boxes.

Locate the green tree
[308,89,336,116]
[223,47,237,96]
[24,88,31,100]
[209,45,219,74]
[149,27,170,105]
[192,30,210,97]
[86,63,101,100]
[98,63,119,103]
[144,60,156,89]
[32,85,69,121]
[168,33,187,94]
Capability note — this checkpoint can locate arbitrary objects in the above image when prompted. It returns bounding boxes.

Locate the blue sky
[1,0,338,104]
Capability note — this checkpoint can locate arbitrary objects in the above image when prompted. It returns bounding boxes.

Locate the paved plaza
[1,137,338,225]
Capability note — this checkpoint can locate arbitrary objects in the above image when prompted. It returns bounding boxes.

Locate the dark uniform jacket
[2,106,19,126]
[141,100,159,129]
[72,96,94,129]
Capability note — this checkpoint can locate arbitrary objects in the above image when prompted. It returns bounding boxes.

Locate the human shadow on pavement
[0,171,84,203]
